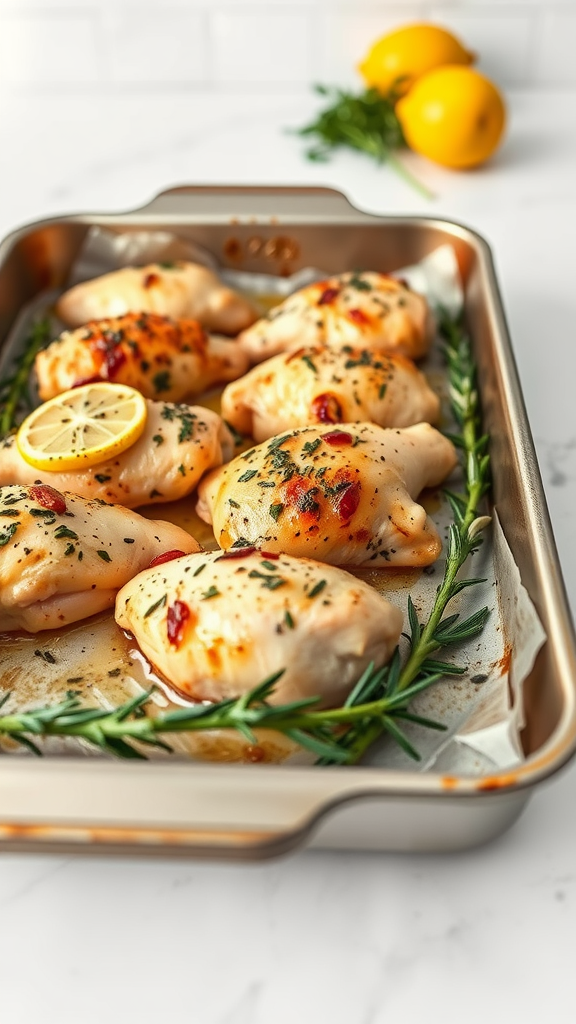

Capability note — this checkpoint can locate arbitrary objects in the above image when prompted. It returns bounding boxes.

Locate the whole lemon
[396,65,506,169]
[359,23,474,96]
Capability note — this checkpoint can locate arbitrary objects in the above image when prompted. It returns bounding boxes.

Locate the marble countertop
[1,87,575,1023]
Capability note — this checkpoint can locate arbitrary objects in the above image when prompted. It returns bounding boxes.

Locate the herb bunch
[0,315,491,765]
[295,84,433,198]
[0,317,52,437]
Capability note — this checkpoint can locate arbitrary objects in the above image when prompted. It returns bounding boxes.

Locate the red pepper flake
[217,546,257,561]
[322,430,353,446]
[311,393,342,424]
[167,600,190,647]
[143,272,161,288]
[348,307,370,325]
[337,482,361,522]
[317,287,340,306]
[260,550,280,560]
[29,484,67,515]
[148,549,186,568]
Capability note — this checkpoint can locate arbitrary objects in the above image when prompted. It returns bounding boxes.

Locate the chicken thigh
[56,261,258,335]
[222,345,440,443]
[197,422,457,566]
[0,484,199,632]
[115,549,403,707]
[0,401,234,509]
[238,272,432,364]
[35,312,248,403]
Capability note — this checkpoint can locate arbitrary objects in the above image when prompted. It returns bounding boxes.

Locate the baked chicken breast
[0,401,233,509]
[197,422,457,567]
[56,261,258,335]
[0,484,199,632]
[221,345,440,443]
[115,549,403,707]
[35,312,249,403]
[238,271,432,364]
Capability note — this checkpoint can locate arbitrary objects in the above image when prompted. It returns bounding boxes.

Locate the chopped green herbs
[153,371,171,393]
[301,354,317,373]
[54,525,78,540]
[0,522,18,546]
[308,579,327,598]
[144,594,167,618]
[248,570,287,591]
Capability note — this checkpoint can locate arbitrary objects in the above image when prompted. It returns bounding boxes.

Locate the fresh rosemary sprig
[0,674,447,762]
[294,84,433,199]
[0,314,491,765]
[322,311,492,764]
[0,317,52,437]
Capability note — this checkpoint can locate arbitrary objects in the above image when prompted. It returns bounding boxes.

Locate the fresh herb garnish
[144,594,167,618]
[0,522,18,546]
[301,354,317,373]
[54,525,78,540]
[0,317,52,437]
[294,85,432,198]
[248,570,287,591]
[308,579,327,599]
[153,371,171,393]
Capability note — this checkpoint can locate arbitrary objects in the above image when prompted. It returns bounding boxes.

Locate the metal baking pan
[1,185,575,859]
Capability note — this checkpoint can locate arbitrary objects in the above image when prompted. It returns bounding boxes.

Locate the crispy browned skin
[35,312,248,402]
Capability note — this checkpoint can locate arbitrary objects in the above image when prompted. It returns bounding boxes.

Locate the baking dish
[0,185,575,858]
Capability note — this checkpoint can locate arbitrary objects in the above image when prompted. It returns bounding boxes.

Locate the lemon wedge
[16,382,147,472]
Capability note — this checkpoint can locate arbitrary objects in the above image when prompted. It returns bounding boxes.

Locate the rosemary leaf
[0,317,52,437]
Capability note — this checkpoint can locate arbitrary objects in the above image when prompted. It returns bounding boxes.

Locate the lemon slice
[16,382,147,471]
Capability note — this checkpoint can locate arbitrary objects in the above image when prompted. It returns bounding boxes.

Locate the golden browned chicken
[238,271,432,364]
[221,345,440,443]
[0,484,199,632]
[0,401,233,509]
[35,312,249,403]
[197,422,457,566]
[56,261,258,335]
[115,549,403,707]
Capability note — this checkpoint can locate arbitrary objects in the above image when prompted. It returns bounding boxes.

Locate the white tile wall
[0,1,574,91]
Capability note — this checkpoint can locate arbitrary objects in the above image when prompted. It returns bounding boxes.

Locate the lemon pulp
[16,382,148,471]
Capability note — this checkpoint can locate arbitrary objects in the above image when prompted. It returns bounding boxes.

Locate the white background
[1,3,576,1023]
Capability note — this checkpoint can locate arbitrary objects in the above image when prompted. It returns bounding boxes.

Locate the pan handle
[132,184,371,223]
